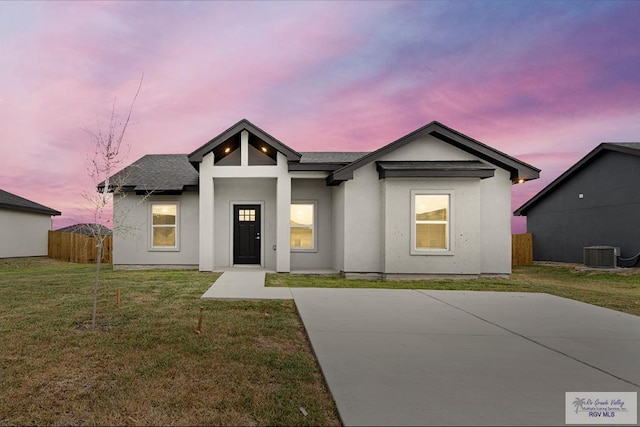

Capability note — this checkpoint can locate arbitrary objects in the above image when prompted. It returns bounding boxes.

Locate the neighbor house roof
[0,189,61,216]
[56,223,112,235]
[327,121,540,185]
[514,143,640,216]
[98,154,199,194]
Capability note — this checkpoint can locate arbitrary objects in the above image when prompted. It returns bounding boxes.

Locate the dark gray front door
[233,204,261,264]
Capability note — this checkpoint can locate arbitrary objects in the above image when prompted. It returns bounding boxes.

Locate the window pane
[153,205,177,225]
[291,227,313,248]
[415,195,448,221]
[416,223,447,249]
[153,227,176,247]
[238,209,256,222]
[290,204,314,250]
[290,204,313,226]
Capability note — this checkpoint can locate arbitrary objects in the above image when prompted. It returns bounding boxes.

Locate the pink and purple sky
[1,1,639,233]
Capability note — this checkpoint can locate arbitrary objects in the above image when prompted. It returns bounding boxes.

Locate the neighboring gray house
[0,189,61,258]
[515,143,640,264]
[106,119,539,276]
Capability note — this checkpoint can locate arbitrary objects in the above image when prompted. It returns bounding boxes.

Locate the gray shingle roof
[609,142,640,151]
[0,189,61,216]
[299,152,369,163]
[107,120,542,192]
[100,154,199,193]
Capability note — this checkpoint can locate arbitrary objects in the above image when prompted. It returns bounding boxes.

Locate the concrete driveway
[291,288,640,426]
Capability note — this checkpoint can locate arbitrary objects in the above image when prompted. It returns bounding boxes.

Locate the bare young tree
[82,77,143,329]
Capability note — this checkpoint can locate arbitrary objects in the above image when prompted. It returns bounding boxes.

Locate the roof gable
[327,121,539,185]
[188,119,301,164]
[0,189,61,216]
[515,142,640,216]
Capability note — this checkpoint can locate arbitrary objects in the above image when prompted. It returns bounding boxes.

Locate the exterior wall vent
[583,246,620,268]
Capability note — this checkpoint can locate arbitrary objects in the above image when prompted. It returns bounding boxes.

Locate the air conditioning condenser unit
[583,246,620,268]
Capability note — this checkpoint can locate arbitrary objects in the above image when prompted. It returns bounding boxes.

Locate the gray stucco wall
[213,178,277,269]
[332,183,345,272]
[113,193,200,267]
[0,210,52,258]
[342,164,383,273]
[340,133,513,275]
[382,178,482,274]
[526,150,640,263]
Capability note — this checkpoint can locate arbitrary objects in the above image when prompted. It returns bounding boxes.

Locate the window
[151,203,178,250]
[412,193,450,253]
[238,209,256,222]
[290,202,315,251]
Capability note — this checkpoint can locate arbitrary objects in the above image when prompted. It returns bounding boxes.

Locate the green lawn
[267,264,640,317]
[0,258,339,426]
[2,259,638,426]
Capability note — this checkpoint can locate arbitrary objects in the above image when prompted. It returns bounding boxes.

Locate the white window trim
[149,201,180,252]
[290,200,317,253]
[410,190,454,256]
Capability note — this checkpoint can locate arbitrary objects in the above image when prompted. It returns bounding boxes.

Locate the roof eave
[0,203,61,216]
[289,162,351,172]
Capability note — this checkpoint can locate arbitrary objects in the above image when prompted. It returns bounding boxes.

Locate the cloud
[0,0,638,232]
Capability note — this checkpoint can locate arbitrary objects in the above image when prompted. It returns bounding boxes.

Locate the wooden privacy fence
[512,233,533,266]
[48,231,112,264]
[47,229,530,267]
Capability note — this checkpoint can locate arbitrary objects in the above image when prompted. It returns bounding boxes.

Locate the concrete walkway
[200,270,292,300]
[202,274,640,426]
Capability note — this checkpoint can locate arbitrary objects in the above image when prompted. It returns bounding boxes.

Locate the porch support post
[276,174,291,272]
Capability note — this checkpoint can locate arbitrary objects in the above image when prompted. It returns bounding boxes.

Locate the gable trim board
[107,119,539,275]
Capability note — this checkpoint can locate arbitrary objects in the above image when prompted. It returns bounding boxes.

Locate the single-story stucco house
[104,119,539,277]
[515,142,640,265]
[0,188,61,258]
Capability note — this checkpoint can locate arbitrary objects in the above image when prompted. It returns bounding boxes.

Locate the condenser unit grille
[583,246,619,268]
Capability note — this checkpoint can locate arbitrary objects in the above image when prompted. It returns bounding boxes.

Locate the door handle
[255,232,260,240]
